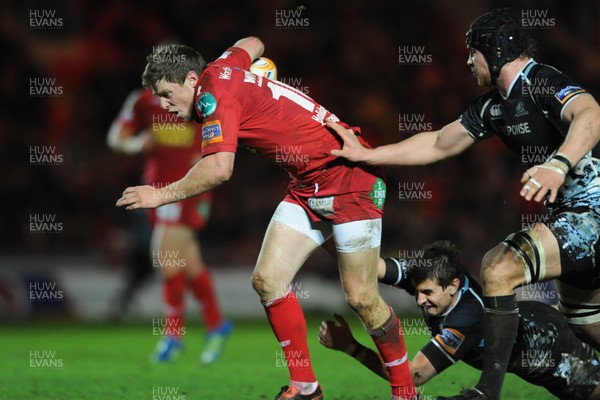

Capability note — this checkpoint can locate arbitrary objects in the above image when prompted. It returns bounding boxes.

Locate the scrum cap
[466,9,526,83]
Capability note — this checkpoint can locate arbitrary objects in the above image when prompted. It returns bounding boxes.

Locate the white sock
[290,380,319,395]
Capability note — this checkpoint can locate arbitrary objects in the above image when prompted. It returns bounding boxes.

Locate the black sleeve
[529,64,590,122]
[420,325,482,373]
[420,294,485,373]
[380,258,415,295]
[458,90,496,142]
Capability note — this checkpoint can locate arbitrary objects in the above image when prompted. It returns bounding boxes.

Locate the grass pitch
[3,316,555,399]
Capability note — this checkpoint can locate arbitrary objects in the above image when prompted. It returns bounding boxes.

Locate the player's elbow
[408,357,434,386]
[203,153,234,186]
[213,170,231,186]
[246,36,265,59]
[410,369,426,387]
[212,163,233,185]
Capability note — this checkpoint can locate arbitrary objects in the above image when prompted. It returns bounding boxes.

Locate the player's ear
[449,278,461,295]
[185,71,199,87]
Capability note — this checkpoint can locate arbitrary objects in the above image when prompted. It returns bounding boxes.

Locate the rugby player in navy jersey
[319,241,600,399]
[326,8,600,400]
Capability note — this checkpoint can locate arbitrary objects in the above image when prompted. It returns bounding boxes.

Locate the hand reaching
[318,313,358,353]
[115,185,165,210]
[326,119,370,162]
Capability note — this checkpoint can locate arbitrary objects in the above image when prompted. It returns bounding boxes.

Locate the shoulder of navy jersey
[443,279,485,330]
[524,62,588,115]
[458,89,499,141]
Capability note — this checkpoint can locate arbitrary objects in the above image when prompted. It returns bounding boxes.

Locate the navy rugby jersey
[458,59,600,211]
[419,274,485,372]
[459,59,589,160]
[418,277,600,399]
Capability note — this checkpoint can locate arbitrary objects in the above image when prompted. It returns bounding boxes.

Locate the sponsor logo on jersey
[490,104,502,118]
[197,92,217,117]
[308,196,335,217]
[500,122,531,136]
[515,101,529,117]
[201,120,223,146]
[219,66,232,80]
[555,85,585,104]
[435,328,465,355]
[243,70,257,84]
[370,178,386,209]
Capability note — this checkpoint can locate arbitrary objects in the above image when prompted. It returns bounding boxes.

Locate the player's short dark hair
[522,37,537,59]
[408,240,464,289]
[141,44,206,90]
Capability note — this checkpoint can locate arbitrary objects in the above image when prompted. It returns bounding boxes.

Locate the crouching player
[319,241,600,399]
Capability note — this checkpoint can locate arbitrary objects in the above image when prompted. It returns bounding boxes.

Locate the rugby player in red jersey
[109,87,231,364]
[116,37,418,400]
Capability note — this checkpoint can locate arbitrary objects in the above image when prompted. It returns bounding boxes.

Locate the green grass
[2,316,555,399]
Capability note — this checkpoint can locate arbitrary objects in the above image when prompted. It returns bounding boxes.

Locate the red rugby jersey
[193,47,372,183]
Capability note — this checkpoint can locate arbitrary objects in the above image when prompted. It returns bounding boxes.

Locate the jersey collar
[501,58,536,100]
[441,282,465,318]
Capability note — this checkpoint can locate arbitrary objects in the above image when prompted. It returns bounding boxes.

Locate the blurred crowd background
[1,0,599,319]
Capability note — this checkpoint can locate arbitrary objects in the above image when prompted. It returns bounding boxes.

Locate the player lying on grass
[326,9,600,400]
[319,241,600,400]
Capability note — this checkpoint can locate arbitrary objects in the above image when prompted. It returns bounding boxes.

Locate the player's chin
[479,75,492,87]
[423,306,438,315]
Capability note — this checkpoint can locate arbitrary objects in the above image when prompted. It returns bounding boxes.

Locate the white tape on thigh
[271,201,332,246]
[503,229,547,284]
[333,219,382,253]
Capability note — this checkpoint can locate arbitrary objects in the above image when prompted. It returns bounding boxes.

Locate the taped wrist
[554,152,573,170]
[540,152,572,176]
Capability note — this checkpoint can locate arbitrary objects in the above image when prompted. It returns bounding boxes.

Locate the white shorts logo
[308,197,335,217]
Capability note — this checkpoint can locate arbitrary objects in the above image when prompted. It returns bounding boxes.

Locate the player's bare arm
[107,121,153,155]
[319,314,438,385]
[116,151,234,210]
[232,36,264,62]
[327,119,475,166]
[318,314,389,380]
[409,351,437,386]
[520,95,600,203]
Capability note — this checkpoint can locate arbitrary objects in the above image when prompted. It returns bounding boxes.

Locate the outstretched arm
[318,314,439,386]
[233,36,264,61]
[318,314,389,380]
[327,119,475,166]
[116,151,234,210]
[410,351,438,386]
